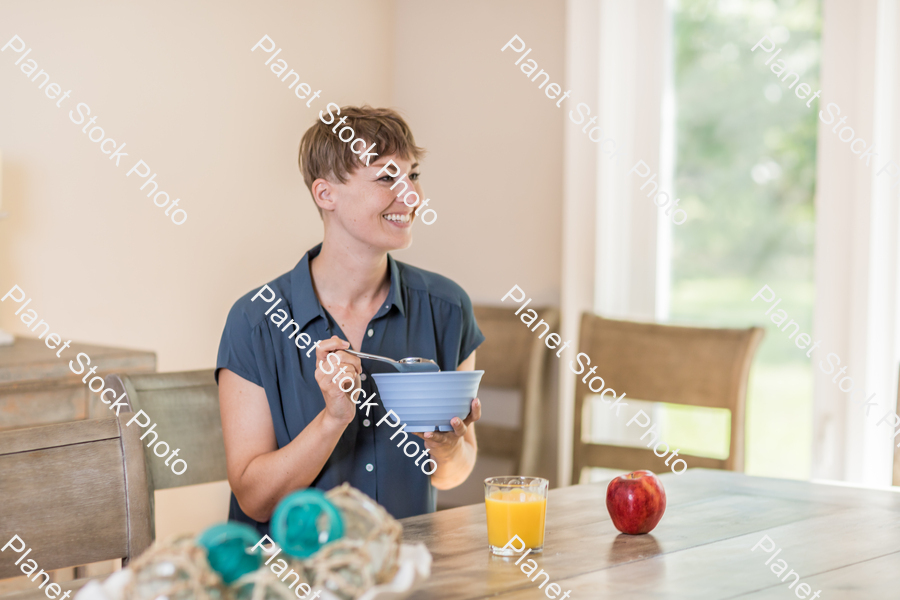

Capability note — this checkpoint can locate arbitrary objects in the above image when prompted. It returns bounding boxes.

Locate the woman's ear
[312,177,336,213]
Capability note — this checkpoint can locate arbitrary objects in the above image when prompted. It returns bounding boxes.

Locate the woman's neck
[309,235,390,312]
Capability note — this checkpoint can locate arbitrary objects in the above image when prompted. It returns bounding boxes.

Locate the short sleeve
[216,301,264,386]
[456,290,485,367]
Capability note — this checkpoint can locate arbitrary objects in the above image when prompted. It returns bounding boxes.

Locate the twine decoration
[122,534,226,600]
[305,484,403,599]
[114,484,404,600]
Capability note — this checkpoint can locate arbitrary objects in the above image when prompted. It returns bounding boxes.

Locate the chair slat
[572,314,763,481]
[580,443,727,475]
[125,370,218,392]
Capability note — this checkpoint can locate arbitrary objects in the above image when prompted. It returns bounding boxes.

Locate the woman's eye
[378,172,419,183]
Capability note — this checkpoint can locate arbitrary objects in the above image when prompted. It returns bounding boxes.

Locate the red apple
[606,470,666,534]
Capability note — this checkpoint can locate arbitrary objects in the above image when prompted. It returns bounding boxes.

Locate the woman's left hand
[413,397,481,462]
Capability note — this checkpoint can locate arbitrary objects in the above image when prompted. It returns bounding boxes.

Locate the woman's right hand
[314,336,362,427]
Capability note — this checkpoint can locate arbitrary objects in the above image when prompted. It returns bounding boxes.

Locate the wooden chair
[100,370,226,539]
[0,415,152,598]
[572,314,764,483]
[473,305,559,476]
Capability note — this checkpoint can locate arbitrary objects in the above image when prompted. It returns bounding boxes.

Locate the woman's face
[321,154,423,251]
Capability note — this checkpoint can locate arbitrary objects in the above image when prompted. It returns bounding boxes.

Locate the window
[668,0,821,479]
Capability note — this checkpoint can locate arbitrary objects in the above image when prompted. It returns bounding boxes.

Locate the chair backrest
[572,314,764,482]
[101,369,225,536]
[102,369,226,491]
[0,415,152,577]
[473,305,559,475]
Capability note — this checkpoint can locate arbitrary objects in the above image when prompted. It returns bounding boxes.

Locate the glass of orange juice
[484,476,549,556]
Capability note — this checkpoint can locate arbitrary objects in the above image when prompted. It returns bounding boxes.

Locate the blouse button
[363,419,371,427]
[366,463,374,472]
[367,329,374,337]
[360,373,367,381]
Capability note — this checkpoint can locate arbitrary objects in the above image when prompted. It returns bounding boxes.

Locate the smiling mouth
[383,213,412,223]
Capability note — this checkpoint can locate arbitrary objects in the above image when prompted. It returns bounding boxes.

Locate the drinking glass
[484,476,549,556]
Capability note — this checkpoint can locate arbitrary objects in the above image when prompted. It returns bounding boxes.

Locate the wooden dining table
[400,469,900,599]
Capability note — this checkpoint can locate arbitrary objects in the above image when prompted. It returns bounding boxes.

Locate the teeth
[384,213,411,223]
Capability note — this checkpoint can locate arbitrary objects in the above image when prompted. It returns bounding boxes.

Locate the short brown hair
[299,105,425,212]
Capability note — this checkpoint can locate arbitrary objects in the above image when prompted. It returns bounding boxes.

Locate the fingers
[314,336,362,378]
[425,416,465,442]
[331,338,362,375]
[463,398,481,426]
[424,401,479,444]
[315,336,348,372]
[313,336,362,403]
[450,415,467,436]
[334,350,362,376]
[316,337,359,368]
[318,336,349,353]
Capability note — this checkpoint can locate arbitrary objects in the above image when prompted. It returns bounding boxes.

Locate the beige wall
[390,0,566,494]
[390,0,564,307]
[0,0,395,372]
[0,0,564,536]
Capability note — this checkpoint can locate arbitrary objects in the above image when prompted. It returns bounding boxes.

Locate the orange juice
[485,491,547,549]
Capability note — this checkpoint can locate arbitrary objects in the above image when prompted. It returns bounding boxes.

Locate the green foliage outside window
[669,0,821,479]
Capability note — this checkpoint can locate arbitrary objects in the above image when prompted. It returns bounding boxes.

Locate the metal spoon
[340,348,440,372]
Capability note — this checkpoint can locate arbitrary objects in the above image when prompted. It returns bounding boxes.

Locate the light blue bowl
[371,370,484,432]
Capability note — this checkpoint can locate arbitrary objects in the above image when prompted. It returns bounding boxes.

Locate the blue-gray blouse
[216,243,484,534]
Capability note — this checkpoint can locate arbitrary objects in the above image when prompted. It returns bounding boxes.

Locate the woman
[216,106,484,533]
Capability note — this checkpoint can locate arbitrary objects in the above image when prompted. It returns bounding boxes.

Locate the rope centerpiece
[108,484,403,600]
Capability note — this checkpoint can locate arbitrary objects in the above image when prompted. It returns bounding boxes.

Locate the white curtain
[559,0,671,485]
[812,0,900,486]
